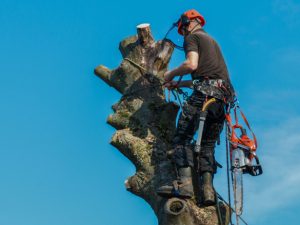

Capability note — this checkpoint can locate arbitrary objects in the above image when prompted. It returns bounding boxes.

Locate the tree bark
[95,24,230,225]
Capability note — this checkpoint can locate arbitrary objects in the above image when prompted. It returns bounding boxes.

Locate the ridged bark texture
[94,24,230,225]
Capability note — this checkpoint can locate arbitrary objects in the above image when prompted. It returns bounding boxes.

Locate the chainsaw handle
[248,155,263,176]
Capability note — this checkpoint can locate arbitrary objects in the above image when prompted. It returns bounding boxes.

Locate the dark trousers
[173,91,225,174]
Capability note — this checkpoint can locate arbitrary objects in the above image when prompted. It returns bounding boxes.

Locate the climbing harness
[225,102,263,225]
[193,78,235,105]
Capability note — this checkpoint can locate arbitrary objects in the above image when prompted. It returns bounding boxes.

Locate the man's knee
[173,144,194,168]
[198,145,217,174]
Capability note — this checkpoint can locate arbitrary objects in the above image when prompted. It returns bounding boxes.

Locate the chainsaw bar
[233,168,243,213]
[231,148,244,224]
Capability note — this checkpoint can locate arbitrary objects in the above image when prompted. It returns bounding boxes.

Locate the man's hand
[164,80,179,90]
[163,51,198,84]
[163,70,174,82]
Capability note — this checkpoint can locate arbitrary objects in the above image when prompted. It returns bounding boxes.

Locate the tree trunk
[94,24,230,225]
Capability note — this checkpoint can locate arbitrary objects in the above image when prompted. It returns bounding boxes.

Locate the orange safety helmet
[177,9,206,35]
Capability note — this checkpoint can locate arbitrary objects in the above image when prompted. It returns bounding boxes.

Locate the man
[157,9,234,206]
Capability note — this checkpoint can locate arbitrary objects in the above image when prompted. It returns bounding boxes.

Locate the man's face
[181,20,199,36]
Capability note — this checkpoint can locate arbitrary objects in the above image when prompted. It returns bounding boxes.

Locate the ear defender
[180,15,191,27]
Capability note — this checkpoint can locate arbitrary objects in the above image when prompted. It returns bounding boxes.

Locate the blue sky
[0,0,300,225]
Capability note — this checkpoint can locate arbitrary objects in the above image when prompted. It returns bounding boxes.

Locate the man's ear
[188,21,195,31]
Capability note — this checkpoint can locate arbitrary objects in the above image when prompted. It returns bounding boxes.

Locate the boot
[202,172,216,206]
[157,167,194,198]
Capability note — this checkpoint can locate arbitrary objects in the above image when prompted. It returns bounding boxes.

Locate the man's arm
[164,51,199,82]
[178,80,193,88]
[164,80,193,90]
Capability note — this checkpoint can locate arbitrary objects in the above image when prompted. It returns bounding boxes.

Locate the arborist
[157,9,235,206]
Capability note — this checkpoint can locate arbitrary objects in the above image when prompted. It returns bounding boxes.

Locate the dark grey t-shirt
[184,29,230,82]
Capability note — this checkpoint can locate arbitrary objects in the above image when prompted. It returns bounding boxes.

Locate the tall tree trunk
[94,24,230,225]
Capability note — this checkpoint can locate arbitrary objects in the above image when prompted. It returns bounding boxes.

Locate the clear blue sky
[1,0,300,225]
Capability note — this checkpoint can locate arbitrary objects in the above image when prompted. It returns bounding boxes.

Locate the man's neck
[189,24,203,34]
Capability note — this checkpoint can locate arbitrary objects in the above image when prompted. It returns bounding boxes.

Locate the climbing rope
[163,22,184,51]
[215,189,224,225]
[217,193,249,225]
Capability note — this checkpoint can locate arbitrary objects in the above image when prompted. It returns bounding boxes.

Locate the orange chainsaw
[226,106,263,177]
[225,105,263,223]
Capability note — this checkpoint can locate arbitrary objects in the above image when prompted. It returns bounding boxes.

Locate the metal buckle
[192,79,201,86]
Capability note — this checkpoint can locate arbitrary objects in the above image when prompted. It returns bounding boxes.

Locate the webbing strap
[226,105,257,151]
[234,106,258,148]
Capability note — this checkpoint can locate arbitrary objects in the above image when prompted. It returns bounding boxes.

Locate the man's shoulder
[194,29,213,39]
[185,30,212,42]
[184,32,199,43]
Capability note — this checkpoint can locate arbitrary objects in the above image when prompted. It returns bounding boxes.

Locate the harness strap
[225,104,258,153]
[237,106,258,148]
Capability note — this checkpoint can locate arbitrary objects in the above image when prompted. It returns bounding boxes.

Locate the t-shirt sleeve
[183,34,199,54]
